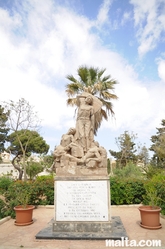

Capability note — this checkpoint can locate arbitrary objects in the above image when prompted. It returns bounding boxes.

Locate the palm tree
[66,65,118,135]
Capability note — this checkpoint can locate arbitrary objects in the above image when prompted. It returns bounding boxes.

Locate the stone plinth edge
[53,221,111,233]
[36,216,128,240]
[54,175,110,181]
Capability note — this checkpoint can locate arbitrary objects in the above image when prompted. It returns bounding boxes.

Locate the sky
[0,0,165,158]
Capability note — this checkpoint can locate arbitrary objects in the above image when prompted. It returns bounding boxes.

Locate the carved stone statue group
[51,92,107,172]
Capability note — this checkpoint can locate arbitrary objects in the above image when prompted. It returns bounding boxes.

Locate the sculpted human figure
[60,127,76,147]
[50,92,107,173]
[50,127,83,172]
[97,144,107,168]
[83,141,101,168]
[83,141,107,168]
[49,144,66,171]
[75,94,94,153]
[50,144,82,172]
[60,127,84,158]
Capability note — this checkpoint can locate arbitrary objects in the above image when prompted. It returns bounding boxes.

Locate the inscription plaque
[55,180,109,221]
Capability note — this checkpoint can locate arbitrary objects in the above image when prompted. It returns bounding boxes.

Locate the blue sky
[0,0,165,158]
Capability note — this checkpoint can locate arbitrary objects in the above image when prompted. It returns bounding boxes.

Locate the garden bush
[2,176,54,218]
[110,177,146,205]
[0,176,13,194]
[0,199,7,219]
[30,177,54,206]
[113,162,144,179]
[1,173,165,219]
[36,174,54,182]
[144,165,165,179]
[142,174,165,215]
[26,161,44,180]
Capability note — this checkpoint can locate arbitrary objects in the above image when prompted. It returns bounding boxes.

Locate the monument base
[53,221,111,233]
[35,172,128,240]
[36,216,128,240]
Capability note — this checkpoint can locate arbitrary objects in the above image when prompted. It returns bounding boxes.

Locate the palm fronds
[65,66,118,134]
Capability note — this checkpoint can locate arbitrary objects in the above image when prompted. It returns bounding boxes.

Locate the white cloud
[0,0,165,152]
[96,0,113,26]
[130,0,165,56]
[157,59,165,82]
[121,11,131,26]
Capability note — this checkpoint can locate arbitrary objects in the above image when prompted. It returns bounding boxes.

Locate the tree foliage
[150,119,165,168]
[7,129,49,179]
[42,154,54,169]
[4,98,48,180]
[8,130,49,155]
[109,131,137,168]
[137,144,150,166]
[66,65,118,134]
[26,161,44,180]
[0,105,9,154]
[113,162,144,179]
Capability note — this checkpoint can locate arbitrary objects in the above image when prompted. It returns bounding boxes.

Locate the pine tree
[150,119,165,168]
[109,131,137,168]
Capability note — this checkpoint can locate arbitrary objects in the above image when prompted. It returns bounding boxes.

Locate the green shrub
[144,165,165,179]
[113,162,144,179]
[29,178,54,205]
[0,199,7,219]
[110,177,146,205]
[2,173,164,219]
[1,178,54,218]
[3,181,31,218]
[36,174,54,182]
[142,174,165,214]
[26,161,44,180]
[0,176,13,194]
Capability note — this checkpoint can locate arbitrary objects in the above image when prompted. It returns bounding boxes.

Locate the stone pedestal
[55,177,110,222]
[36,167,128,240]
[53,175,111,237]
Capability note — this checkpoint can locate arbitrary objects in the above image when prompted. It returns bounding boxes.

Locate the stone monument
[51,92,111,238]
[50,92,107,174]
[36,92,128,239]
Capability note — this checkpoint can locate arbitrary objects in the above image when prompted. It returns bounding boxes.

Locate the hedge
[110,177,146,205]
[0,175,165,218]
[0,175,54,218]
